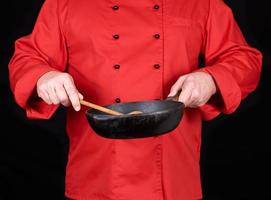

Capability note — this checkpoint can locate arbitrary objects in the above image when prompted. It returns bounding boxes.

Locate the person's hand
[37,71,83,111]
[167,72,217,108]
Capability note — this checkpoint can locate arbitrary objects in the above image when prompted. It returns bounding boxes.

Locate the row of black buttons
[112,5,160,11]
[113,64,160,70]
[112,34,160,40]
[112,4,161,104]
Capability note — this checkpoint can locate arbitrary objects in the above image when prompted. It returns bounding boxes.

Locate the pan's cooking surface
[85,100,185,139]
[88,100,181,116]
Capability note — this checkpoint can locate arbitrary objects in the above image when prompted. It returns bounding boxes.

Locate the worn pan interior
[85,100,185,139]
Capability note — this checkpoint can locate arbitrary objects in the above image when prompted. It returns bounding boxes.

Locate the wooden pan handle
[80,100,123,116]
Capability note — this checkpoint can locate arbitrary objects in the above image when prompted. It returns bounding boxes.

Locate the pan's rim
[85,100,185,120]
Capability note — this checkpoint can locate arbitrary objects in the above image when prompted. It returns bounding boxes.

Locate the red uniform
[9,0,262,199]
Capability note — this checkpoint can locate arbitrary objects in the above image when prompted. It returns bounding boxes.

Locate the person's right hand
[37,71,83,111]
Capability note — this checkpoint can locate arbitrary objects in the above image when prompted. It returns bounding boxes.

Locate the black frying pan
[85,95,184,139]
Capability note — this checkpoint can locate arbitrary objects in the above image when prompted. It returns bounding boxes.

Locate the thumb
[167,75,187,97]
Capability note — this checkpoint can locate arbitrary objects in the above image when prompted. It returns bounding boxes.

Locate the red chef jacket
[9,0,262,199]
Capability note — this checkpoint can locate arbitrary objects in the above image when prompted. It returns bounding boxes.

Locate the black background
[1,0,271,199]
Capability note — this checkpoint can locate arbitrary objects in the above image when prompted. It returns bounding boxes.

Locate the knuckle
[186,76,195,82]
[62,101,70,106]
[170,85,179,93]
[36,88,42,95]
[70,98,79,105]
[178,96,186,103]
[190,104,198,108]
[61,101,68,106]
[52,100,60,105]
[70,97,79,105]
[47,82,56,89]
[59,97,69,104]
[62,73,72,80]
[68,89,78,96]
[38,84,47,91]
[186,80,195,88]
[37,92,43,98]
[45,100,52,105]
[192,90,200,99]
[58,97,66,103]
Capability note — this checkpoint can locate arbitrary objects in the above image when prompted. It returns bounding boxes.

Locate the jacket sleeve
[198,0,262,120]
[9,0,68,119]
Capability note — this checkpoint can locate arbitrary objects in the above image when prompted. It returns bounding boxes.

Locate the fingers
[37,71,82,111]
[55,85,71,107]
[168,72,217,108]
[167,74,201,107]
[167,75,187,97]
[37,90,52,105]
[63,79,81,111]
[48,85,59,104]
[178,84,192,107]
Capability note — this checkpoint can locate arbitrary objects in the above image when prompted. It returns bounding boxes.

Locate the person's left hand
[167,72,217,108]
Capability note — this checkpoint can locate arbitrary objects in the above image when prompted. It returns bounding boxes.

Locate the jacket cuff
[196,64,241,120]
[13,65,59,119]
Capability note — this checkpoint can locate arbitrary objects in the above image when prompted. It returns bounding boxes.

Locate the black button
[112,5,119,10]
[113,34,119,39]
[115,98,121,103]
[114,64,120,69]
[154,5,160,10]
[154,64,160,69]
[154,34,160,39]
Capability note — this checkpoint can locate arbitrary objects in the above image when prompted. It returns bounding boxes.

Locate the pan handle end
[166,90,181,101]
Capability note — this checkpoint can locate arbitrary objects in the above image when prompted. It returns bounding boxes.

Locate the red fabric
[9,0,262,199]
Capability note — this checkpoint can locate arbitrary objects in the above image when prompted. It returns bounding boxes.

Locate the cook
[9,0,262,199]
